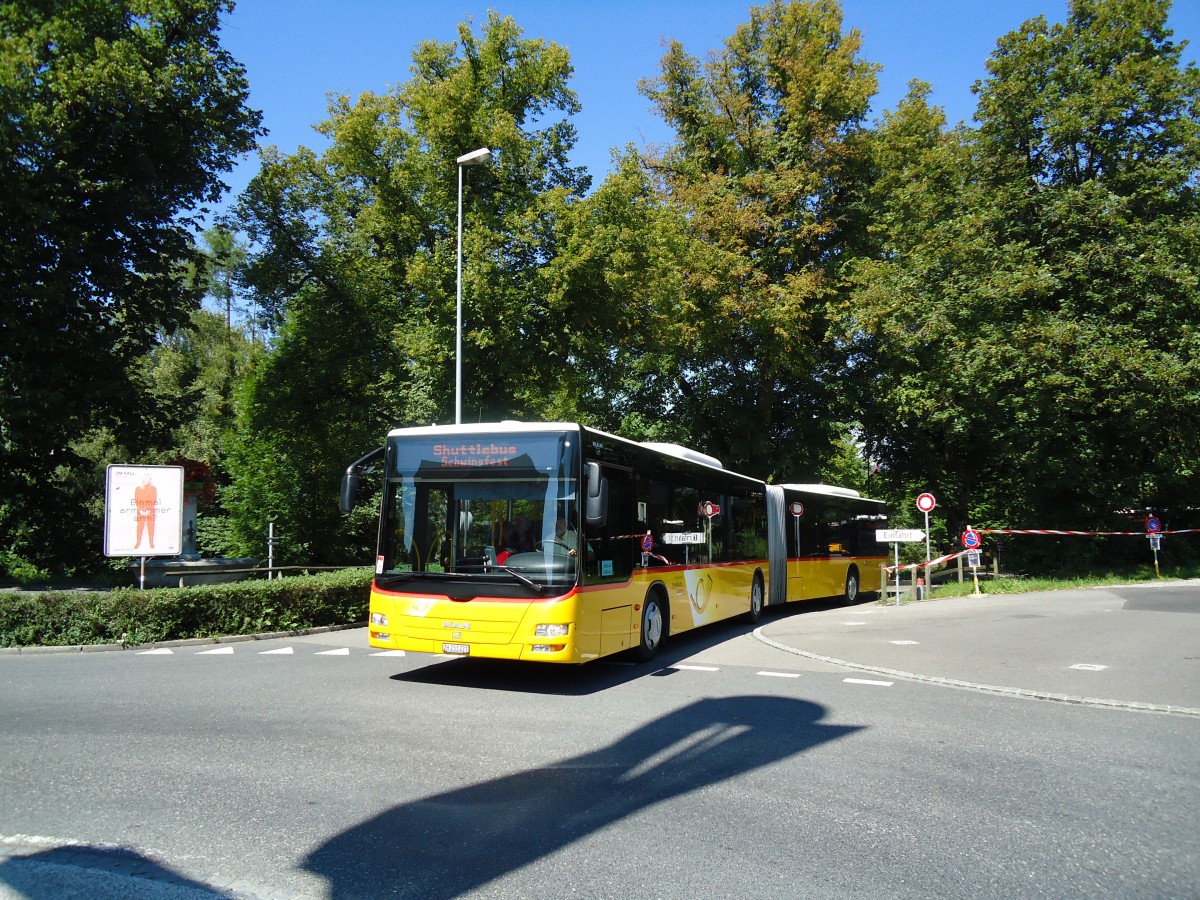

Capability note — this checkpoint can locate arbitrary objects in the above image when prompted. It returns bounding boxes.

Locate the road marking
[370,650,406,657]
[136,648,173,655]
[672,664,719,672]
[1070,663,1108,671]
[844,678,893,686]
[259,647,293,655]
[890,640,919,645]
[757,671,801,679]
[842,621,867,626]
[196,646,234,655]
[315,648,350,656]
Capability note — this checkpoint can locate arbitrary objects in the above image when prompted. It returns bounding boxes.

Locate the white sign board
[104,465,184,557]
[876,529,926,543]
[662,532,707,545]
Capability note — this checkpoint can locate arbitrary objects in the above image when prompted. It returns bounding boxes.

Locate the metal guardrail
[156,565,365,588]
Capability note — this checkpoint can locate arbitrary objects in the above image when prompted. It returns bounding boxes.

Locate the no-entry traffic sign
[916,492,936,513]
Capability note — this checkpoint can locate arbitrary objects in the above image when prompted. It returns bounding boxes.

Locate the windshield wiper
[493,566,549,594]
[376,571,418,586]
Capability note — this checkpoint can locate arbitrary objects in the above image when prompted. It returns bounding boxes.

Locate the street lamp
[456,146,492,424]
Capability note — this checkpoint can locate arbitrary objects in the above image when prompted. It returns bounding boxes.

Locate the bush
[0,568,373,648]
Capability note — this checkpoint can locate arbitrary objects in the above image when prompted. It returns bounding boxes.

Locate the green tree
[636,0,880,480]
[227,13,588,563]
[0,0,261,577]
[843,0,1200,566]
[193,224,257,338]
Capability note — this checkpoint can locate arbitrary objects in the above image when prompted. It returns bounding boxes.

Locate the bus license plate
[442,643,470,655]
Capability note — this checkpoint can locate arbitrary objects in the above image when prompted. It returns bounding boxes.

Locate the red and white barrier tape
[884,550,969,574]
[977,528,1200,536]
[882,527,1198,572]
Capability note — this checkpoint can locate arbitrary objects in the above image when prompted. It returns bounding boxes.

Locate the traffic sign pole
[963,526,983,595]
[916,493,936,600]
[893,542,900,606]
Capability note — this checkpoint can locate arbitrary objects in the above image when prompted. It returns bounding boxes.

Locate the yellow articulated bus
[340,422,887,664]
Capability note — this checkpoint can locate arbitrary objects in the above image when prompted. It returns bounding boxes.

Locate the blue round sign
[641,532,654,552]
[962,529,982,549]
[1146,517,1162,534]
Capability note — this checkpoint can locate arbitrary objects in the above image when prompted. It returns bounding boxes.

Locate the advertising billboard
[103,465,185,557]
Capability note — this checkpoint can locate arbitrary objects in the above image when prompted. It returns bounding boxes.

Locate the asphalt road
[1,581,1197,899]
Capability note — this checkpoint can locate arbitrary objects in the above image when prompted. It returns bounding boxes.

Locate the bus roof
[777,487,864,501]
[777,483,882,502]
[386,421,581,438]
[639,442,724,470]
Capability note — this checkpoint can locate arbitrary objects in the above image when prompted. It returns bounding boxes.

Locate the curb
[752,626,1200,719]
[0,622,366,656]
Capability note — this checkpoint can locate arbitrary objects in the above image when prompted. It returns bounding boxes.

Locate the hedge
[0,567,373,648]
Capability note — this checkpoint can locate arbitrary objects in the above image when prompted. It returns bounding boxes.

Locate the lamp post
[455,147,492,424]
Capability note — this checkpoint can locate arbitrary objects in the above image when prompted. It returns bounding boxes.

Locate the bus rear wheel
[845,567,860,604]
[635,591,666,662]
[746,573,764,624]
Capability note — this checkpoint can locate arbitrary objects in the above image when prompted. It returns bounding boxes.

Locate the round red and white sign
[916,492,936,513]
[789,501,804,517]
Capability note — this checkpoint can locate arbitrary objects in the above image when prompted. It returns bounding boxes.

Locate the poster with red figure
[104,465,184,557]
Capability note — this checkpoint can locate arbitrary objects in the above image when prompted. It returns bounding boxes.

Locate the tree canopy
[0,0,261,576]
[842,0,1200,559]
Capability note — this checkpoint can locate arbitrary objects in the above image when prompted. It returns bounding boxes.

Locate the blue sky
[215,0,1199,202]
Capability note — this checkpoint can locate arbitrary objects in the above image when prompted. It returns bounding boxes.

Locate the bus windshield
[378,431,580,592]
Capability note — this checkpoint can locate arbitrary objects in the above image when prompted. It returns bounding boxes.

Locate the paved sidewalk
[756,580,1200,715]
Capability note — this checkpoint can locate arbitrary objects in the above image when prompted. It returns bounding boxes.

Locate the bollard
[916,575,926,602]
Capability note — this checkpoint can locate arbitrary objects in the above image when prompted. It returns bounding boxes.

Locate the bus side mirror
[339,445,385,515]
[339,472,360,516]
[585,461,608,529]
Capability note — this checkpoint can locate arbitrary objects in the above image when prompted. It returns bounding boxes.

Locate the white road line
[757,671,801,679]
[844,677,894,686]
[890,640,920,645]
[672,664,719,672]
[259,647,293,655]
[196,646,234,655]
[1070,663,1108,671]
[842,621,867,626]
[370,650,406,657]
[136,648,173,655]
[315,648,351,656]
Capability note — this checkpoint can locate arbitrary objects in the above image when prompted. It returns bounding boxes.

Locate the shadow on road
[0,844,230,899]
[304,694,861,899]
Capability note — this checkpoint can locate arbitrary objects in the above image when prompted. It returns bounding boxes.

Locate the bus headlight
[370,612,389,626]
[535,624,569,638]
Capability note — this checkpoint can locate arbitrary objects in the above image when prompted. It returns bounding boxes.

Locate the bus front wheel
[635,591,667,662]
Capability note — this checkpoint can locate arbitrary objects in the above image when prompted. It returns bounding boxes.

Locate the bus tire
[845,566,861,604]
[634,588,668,662]
[746,572,765,624]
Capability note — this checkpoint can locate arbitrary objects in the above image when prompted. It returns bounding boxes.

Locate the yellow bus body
[368,555,881,664]
[369,560,766,664]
